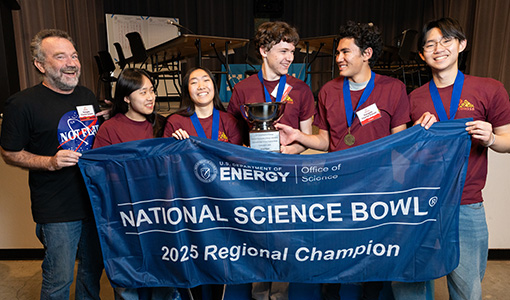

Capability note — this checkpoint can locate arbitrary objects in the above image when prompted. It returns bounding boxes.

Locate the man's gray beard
[47,73,79,91]
[45,67,80,91]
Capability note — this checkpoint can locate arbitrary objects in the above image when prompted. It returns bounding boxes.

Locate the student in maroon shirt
[93,68,181,300]
[164,67,242,146]
[276,21,410,300]
[227,21,315,154]
[93,68,165,148]
[164,67,241,299]
[393,18,510,300]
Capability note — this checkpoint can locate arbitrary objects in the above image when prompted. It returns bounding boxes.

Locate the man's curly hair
[254,21,299,58]
[338,21,383,67]
[31,29,75,64]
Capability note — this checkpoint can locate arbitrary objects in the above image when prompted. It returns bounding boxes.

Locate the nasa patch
[57,110,100,152]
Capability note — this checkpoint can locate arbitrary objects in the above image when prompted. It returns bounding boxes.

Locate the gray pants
[252,282,289,300]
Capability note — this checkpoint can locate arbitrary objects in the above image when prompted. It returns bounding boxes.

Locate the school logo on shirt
[283,95,294,104]
[218,131,229,142]
[57,110,100,152]
[458,99,474,111]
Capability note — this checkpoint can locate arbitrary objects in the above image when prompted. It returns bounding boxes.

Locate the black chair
[125,31,181,109]
[125,32,150,67]
[399,29,427,90]
[397,29,418,62]
[113,42,128,70]
[374,29,421,91]
[98,50,117,75]
[93,55,104,99]
[98,51,118,100]
[94,53,117,102]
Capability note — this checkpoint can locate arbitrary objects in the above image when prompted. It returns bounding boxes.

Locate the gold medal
[344,133,355,146]
[344,127,355,146]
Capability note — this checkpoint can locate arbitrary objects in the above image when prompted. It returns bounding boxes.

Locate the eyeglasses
[423,37,455,53]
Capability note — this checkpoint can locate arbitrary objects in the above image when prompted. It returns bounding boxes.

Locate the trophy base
[249,130,280,152]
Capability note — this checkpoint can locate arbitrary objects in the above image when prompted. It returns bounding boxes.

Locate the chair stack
[94,51,118,103]
[373,29,428,92]
[125,31,181,103]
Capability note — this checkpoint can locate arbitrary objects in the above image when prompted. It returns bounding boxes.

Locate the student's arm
[276,123,329,152]
[1,147,81,171]
[391,124,407,134]
[466,122,510,153]
[280,117,313,154]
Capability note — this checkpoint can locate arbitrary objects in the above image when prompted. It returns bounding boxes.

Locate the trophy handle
[240,104,249,121]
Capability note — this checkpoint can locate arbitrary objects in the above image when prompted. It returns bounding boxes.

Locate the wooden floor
[1,260,509,299]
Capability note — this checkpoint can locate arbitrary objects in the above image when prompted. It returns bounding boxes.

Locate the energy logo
[194,159,218,183]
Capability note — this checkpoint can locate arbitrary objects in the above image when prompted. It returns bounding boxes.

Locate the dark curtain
[6,0,510,97]
[0,0,20,113]
[12,0,105,91]
[470,0,510,91]
[282,0,438,94]
[285,0,433,45]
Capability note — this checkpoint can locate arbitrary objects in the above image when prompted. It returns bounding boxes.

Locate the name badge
[356,103,381,126]
[76,105,97,121]
[271,83,293,101]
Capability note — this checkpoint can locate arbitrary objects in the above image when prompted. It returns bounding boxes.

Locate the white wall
[483,151,510,248]
[0,159,41,248]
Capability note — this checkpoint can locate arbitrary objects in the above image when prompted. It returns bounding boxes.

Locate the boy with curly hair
[276,21,410,299]
[227,21,315,154]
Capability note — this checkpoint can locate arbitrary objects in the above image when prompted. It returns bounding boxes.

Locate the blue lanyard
[429,70,464,121]
[258,69,287,102]
[189,108,220,140]
[342,71,376,127]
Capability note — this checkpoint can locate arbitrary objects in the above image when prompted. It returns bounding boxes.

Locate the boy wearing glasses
[392,18,510,300]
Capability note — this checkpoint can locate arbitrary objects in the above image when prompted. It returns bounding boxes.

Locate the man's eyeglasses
[423,37,455,53]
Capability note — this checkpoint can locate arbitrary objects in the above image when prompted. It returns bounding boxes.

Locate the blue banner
[79,119,471,289]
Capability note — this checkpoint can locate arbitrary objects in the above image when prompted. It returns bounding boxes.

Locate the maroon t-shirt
[228,74,316,143]
[163,110,243,145]
[314,74,410,152]
[93,113,153,148]
[410,74,510,205]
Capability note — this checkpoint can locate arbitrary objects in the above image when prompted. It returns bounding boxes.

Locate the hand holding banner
[79,119,471,288]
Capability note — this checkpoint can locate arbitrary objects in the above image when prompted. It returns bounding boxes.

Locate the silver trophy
[243,102,286,152]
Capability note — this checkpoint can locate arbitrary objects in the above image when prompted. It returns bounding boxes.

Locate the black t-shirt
[1,83,101,223]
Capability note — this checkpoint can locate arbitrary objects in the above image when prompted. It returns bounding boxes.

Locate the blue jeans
[36,219,104,300]
[392,202,488,300]
[448,202,488,299]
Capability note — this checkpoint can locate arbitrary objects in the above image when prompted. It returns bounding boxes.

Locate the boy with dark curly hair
[276,21,411,299]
